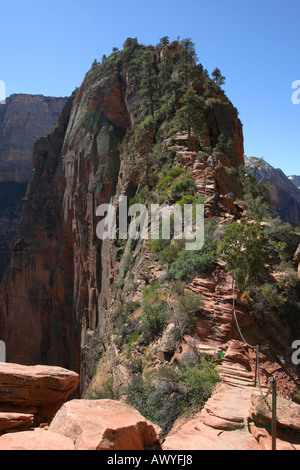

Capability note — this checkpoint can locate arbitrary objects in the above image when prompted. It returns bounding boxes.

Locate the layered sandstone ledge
[0,363,162,450]
[0,362,79,425]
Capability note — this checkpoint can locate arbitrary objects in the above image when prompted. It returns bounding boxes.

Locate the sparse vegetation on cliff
[125,351,219,434]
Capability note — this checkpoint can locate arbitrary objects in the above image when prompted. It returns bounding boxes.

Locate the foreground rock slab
[0,412,34,433]
[200,383,254,430]
[0,428,75,450]
[163,420,260,450]
[49,399,162,450]
[0,363,79,424]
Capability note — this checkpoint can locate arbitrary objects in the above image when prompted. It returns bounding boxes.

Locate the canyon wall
[245,156,300,226]
[0,94,67,282]
[0,94,66,183]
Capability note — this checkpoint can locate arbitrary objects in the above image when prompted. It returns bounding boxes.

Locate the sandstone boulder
[0,363,79,424]
[0,428,75,450]
[49,399,162,450]
[250,391,300,432]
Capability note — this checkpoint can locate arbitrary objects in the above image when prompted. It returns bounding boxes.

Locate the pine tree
[158,46,173,95]
[140,50,159,116]
[212,67,225,87]
[159,36,170,47]
[174,88,204,148]
[92,59,99,69]
[178,38,198,87]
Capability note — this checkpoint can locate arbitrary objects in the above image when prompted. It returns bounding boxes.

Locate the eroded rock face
[0,94,67,283]
[0,363,79,425]
[250,391,300,431]
[204,101,244,168]
[245,156,300,226]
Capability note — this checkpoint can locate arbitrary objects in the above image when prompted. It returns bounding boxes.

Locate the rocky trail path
[164,335,300,450]
[163,344,265,450]
[172,136,216,198]
[162,269,300,451]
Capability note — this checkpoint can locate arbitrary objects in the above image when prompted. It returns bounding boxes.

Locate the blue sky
[1,0,299,176]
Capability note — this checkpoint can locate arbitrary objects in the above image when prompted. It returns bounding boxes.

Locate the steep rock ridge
[0,40,244,385]
[0,56,138,372]
[0,94,67,283]
[245,156,300,225]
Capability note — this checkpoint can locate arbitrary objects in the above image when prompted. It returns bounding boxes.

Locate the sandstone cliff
[0,94,67,282]
[0,94,66,183]
[245,156,300,226]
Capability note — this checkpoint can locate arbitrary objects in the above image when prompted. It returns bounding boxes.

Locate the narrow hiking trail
[159,136,300,450]
[162,274,299,450]
[163,342,265,450]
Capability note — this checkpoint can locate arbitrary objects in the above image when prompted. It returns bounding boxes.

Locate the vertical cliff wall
[0,94,67,183]
[0,94,67,282]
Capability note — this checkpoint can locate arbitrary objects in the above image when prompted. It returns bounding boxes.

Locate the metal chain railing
[232,279,277,449]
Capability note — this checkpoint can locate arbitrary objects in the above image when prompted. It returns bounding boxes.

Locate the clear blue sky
[1,0,299,176]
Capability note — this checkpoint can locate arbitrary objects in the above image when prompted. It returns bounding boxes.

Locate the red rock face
[0,97,75,368]
[0,94,67,183]
[0,70,134,374]
[204,101,244,168]
[0,95,67,283]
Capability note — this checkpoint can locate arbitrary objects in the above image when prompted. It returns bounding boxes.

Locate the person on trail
[207,155,213,167]
[212,157,217,168]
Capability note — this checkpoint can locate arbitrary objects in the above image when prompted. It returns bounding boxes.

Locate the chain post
[271,376,277,451]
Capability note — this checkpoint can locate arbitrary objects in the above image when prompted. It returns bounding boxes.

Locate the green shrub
[155,168,186,191]
[125,331,140,359]
[155,175,174,191]
[171,291,203,339]
[168,240,217,281]
[177,194,205,207]
[250,283,287,321]
[157,239,186,264]
[177,354,219,410]
[125,352,219,434]
[169,173,196,199]
[205,166,213,173]
[140,300,169,344]
[139,282,170,344]
[216,133,234,158]
[149,237,171,256]
[206,97,222,105]
[141,281,160,303]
